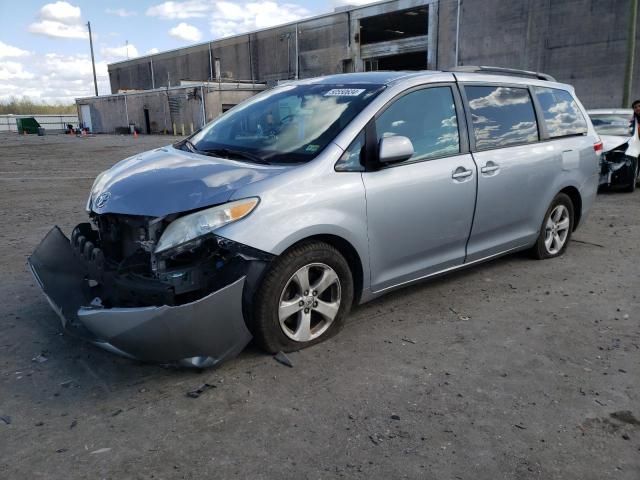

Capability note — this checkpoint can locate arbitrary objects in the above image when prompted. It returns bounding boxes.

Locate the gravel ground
[0,133,638,479]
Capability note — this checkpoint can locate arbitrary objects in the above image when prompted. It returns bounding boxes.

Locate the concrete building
[108,0,437,91]
[85,0,638,133]
[76,82,265,134]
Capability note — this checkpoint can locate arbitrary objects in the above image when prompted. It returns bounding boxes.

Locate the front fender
[215,159,371,293]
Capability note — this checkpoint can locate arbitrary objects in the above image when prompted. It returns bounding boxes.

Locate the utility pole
[125,40,129,59]
[622,0,638,107]
[87,21,98,96]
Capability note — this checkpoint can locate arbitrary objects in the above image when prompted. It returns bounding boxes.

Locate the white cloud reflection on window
[467,86,539,149]
[534,87,587,138]
[375,88,460,161]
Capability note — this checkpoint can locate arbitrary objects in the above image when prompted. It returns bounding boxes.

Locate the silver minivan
[30,68,601,367]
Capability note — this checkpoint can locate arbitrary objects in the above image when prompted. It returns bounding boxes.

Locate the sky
[0,0,374,104]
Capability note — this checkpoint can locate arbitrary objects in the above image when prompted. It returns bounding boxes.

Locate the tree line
[0,97,76,115]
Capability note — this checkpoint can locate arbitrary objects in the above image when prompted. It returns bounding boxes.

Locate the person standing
[627,100,640,163]
[631,99,640,136]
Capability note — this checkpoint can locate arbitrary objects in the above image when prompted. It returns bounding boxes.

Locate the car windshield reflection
[187,84,385,164]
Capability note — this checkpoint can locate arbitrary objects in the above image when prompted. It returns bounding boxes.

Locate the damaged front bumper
[599,151,638,188]
[28,227,261,368]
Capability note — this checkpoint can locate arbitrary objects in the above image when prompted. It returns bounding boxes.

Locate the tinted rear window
[533,87,588,138]
[466,85,539,150]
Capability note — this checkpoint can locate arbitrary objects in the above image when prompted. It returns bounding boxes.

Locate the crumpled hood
[88,146,290,217]
[600,134,630,153]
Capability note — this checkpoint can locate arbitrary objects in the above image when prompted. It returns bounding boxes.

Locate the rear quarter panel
[538,134,599,230]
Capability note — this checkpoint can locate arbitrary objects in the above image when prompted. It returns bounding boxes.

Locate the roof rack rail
[448,66,556,82]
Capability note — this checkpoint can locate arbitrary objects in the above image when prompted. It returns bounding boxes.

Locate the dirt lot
[0,133,638,479]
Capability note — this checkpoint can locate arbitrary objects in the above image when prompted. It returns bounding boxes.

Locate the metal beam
[455,0,461,66]
[150,58,155,89]
[360,35,429,59]
[623,0,638,107]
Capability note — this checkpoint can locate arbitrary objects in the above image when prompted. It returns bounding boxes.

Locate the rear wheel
[250,241,354,353]
[530,193,574,259]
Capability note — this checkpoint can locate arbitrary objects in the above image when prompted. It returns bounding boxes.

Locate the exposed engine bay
[69,212,272,308]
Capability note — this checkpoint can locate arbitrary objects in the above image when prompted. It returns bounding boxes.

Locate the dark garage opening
[375,51,427,71]
[360,7,428,44]
[143,108,151,134]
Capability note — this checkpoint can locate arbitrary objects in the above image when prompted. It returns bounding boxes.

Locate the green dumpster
[16,117,41,134]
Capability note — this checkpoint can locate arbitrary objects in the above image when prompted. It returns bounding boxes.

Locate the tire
[530,193,574,260]
[625,160,638,192]
[250,241,354,353]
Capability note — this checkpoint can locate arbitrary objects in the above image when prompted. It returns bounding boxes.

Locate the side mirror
[378,136,414,164]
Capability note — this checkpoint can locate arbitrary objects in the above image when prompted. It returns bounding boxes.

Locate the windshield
[187,83,384,164]
[589,114,632,136]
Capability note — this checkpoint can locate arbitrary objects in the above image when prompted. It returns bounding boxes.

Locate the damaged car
[588,109,640,192]
[30,70,601,368]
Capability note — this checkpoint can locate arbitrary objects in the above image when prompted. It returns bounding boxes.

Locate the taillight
[594,140,603,153]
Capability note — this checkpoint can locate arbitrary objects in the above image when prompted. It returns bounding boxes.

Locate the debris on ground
[274,351,293,368]
[572,239,605,248]
[449,307,470,321]
[70,420,77,429]
[390,414,401,420]
[31,353,48,363]
[401,338,416,344]
[610,411,640,426]
[186,383,216,398]
[90,448,111,454]
[111,409,123,417]
[1,415,12,425]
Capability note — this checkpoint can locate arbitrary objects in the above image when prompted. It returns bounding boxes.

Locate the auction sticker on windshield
[324,89,366,97]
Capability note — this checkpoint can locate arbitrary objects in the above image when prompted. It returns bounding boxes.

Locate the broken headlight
[86,170,107,212]
[155,198,259,254]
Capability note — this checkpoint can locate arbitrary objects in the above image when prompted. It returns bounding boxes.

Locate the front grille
[94,214,157,266]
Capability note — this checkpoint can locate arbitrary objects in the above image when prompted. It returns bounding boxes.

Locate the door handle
[481,163,500,174]
[452,168,473,180]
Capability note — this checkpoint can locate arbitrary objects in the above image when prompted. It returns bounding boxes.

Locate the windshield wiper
[176,138,198,153]
[200,148,270,165]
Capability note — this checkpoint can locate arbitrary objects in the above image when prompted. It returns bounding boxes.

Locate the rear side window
[375,86,460,162]
[466,85,539,150]
[533,87,588,138]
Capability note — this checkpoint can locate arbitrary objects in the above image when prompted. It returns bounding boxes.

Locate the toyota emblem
[95,192,111,208]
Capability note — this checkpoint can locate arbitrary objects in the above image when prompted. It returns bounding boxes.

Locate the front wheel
[530,193,574,259]
[250,241,354,353]
[624,160,638,192]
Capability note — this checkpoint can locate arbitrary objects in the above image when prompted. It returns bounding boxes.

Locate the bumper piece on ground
[28,227,252,367]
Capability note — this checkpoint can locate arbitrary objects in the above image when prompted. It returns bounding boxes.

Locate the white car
[588,109,640,192]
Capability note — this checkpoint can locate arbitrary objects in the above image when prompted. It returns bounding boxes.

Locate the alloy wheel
[544,204,570,254]
[278,263,342,342]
